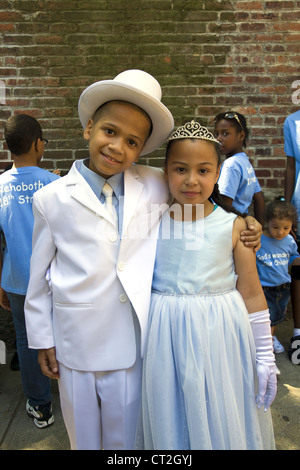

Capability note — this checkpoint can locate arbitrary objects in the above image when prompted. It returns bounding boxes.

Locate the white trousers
[57,313,143,450]
[58,354,143,450]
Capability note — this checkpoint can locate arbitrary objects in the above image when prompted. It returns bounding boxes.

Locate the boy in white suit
[25,70,262,450]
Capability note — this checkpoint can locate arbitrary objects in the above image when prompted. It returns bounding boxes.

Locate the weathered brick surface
[0,0,299,199]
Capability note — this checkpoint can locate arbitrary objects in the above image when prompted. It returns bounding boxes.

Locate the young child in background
[256,198,300,374]
[137,121,276,450]
[214,111,265,225]
[0,114,60,428]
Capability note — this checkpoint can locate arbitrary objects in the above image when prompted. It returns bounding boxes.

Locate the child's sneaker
[26,400,54,428]
[273,336,284,354]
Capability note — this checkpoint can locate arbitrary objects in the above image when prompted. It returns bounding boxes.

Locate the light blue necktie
[102,182,118,227]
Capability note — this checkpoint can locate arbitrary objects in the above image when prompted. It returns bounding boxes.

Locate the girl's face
[267,217,293,240]
[83,101,151,178]
[165,139,220,218]
[214,119,245,157]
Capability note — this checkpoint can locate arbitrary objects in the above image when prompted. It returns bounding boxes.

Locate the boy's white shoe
[273,336,284,354]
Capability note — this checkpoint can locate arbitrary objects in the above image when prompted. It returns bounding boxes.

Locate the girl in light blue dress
[137,121,276,450]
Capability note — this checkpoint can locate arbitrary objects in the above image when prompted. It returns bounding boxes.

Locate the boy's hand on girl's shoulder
[38,348,60,379]
[240,215,262,252]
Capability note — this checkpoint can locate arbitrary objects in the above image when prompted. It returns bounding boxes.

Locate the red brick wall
[0,0,299,199]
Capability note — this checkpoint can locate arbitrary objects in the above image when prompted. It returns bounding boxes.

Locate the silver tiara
[168,120,220,145]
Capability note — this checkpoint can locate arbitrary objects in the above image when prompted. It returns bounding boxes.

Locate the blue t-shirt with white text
[218,152,261,214]
[0,166,59,294]
[256,233,299,287]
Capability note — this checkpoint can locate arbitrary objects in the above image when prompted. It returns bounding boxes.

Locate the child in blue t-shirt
[214,111,265,225]
[0,114,60,427]
[256,198,300,374]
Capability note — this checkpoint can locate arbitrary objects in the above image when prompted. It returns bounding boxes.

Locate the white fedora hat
[78,69,174,156]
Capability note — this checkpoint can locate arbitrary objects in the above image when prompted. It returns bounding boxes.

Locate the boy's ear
[34,138,43,154]
[83,119,93,140]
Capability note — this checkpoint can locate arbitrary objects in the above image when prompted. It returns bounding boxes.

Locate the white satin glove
[249,309,277,412]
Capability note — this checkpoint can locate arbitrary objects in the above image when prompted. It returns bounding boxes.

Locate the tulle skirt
[136,289,275,450]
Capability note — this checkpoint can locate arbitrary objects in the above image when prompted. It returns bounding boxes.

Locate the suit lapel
[66,163,145,228]
[66,163,107,219]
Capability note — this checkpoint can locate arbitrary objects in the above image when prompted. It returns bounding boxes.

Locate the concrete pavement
[0,309,299,450]
[0,353,69,450]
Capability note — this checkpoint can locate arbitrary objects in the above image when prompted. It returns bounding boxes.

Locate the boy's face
[83,101,152,178]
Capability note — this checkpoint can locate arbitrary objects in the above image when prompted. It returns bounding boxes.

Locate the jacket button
[119,294,127,303]
[118,262,125,271]
[109,233,118,242]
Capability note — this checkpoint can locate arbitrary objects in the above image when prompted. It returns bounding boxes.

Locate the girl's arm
[233,216,277,411]
[233,216,267,312]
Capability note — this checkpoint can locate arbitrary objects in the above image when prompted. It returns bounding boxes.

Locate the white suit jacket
[25,162,170,372]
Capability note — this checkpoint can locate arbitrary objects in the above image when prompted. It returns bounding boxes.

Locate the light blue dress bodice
[152,206,237,295]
